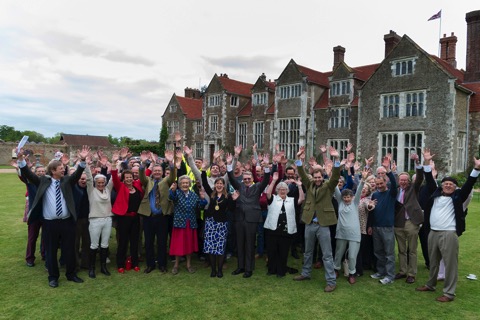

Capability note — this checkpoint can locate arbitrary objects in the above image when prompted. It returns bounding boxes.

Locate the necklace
[215,195,224,211]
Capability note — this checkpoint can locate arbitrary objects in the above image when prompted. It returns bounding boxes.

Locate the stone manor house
[162,10,480,176]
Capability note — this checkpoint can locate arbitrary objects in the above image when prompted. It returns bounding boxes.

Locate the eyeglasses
[243,178,252,181]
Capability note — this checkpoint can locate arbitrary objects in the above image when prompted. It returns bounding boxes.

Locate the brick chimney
[440,32,457,68]
[184,87,201,99]
[333,46,345,70]
[465,10,480,82]
[384,30,401,58]
[260,73,267,81]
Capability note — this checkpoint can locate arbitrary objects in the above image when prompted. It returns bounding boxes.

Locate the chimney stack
[184,87,201,99]
[333,46,345,70]
[465,10,480,82]
[384,30,401,58]
[440,32,457,68]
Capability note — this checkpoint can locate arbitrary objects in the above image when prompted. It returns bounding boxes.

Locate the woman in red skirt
[169,175,207,275]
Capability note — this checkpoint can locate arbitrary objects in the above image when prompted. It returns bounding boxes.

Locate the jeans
[301,223,336,286]
[89,217,112,249]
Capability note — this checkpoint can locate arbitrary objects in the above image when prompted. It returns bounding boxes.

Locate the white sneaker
[379,277,394,285]
[370,273,383,279]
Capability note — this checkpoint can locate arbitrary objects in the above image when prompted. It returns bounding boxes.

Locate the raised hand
[231,190,240,201]
[10,159,18,169]
[252,143,257,153]
[345,143,353,153]
[308,156,317,167]
[61,153,70,166]
[275,144,280,153]
[354,161,361,172]
[202,160,210,171]
[262,153,270,167]
[213,149,222,161]
[347,152,355,164]
[183,145,193,157]
[164,150,174,163]
[170,182,177,192]
[175,149,183,162]
[365,156,374,167]
[257,153,264,163]
[225,153,233,165]
[119,147,129,159]
[234,145,242,157]
[112,150,119,163]
[474,157,480,170]
[361,167,369,180]
[297,146,305,160]
[329,146,339,159]
[381,156,391,169]
[272,171,279,181]
[422,148,435,164]
[272,152,281,164]
[391,160,397,172]
[319,145,327,154]
[78,145,91,160]
[140,150,150,163]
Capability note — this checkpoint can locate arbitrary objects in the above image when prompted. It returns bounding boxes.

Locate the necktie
[55,180,62,217]
[400,189,408,219]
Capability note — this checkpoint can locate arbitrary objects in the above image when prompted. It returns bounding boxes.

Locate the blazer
[298,164,340,226]
[20,162,86,224]
[138,164,177,216]
[424,169,479,236]
[228,169,270,223]
[394,167,424,227]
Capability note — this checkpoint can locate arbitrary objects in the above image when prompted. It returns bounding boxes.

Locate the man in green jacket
[293,146,341,293]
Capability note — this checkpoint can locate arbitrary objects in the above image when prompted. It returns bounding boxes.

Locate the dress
[169,189,207,256]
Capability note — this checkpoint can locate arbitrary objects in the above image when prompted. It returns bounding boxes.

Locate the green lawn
[0,172,479,319]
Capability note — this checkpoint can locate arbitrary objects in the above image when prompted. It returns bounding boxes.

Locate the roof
[265,81,275,91]
[266,102,275,114]
[237,101,252,117]
[352,63,381,81]
[217,75,253,96]
[58,134,113,147]
[430,55,464,83]
[314,91,329,109]
[176,96,203,120]
[297,64,331,87]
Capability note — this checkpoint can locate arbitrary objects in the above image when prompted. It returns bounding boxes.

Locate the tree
[0,125,22,141]
[159,126,168,157]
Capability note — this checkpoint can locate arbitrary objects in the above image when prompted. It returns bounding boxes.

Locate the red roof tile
[430,55,464,83]
[266,102,275,114]
[265,81,275,91]
[352,64,380,81]
[176,96,203,120]
[237,101,252,117]
[314,91,329,109]
[218,75,253,96]
[297,65,331,87]
[58,134,113,147]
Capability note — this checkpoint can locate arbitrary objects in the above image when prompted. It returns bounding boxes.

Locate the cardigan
[169,189,207,228]
[264,195,297,234]
[85,165,114,218]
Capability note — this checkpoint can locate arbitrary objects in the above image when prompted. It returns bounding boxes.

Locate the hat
[441,176,458,186]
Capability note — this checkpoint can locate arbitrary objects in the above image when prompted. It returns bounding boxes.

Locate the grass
[0,172,479,319]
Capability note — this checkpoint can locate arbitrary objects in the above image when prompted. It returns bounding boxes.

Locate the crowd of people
[12,134,480,302]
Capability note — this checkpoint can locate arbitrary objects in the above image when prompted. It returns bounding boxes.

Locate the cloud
[104,50,155,66]
[201,54,286,72]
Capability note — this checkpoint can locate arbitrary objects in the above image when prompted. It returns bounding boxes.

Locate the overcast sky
[0,0,478,141]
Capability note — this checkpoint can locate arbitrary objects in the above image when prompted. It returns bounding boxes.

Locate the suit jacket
[20,162,86,224]
[138,164,177,216]
[298,164,340,226]
[424,169,478,236]
[394,167,424,227]
[228,169,270,223]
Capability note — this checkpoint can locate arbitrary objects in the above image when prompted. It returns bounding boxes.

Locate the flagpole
[438,14,442,57]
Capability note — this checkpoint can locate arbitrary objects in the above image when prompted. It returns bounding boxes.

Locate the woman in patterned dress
[201,172,239,278]
[169,175,207,275]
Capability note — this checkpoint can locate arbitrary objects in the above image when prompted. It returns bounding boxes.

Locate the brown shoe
[324,285,337,293]
[394,273,406,280]
[314,261,323,269]
[348,275,356,284]
[406,276,415,284]
[415,285,435,292]
[436,295,453,302]
[293,275,311,281]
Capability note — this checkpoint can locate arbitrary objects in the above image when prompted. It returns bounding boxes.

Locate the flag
[428,10,442,21]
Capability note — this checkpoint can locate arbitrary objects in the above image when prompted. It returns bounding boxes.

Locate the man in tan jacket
[294,146,341,293]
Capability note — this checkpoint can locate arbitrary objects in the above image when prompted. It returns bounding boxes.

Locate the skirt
[169,220,198,256]
[203,217,228,255]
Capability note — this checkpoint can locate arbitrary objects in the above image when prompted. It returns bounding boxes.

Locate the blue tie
[55,180,62,217]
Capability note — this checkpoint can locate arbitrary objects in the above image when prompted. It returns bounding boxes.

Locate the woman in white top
[85,164,114,278]
[264,172,304,277]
